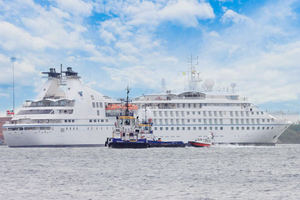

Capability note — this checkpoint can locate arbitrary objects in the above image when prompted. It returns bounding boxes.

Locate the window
[160,127,163,130]
[204,127,207,130]
[96,102,99,108]
[164,111,168,117]
[230,119,233,124]
[92,102,95,108]
[203,119,207,124]
[165,127,168,131]
[165,119,168,125]
[198,119,201,123]
[176,111,179,117]
[176,119,179,124]
[215,127,218,130]
[154,127,157,130]
[192,111,195,115]
[209,127,212,130]
[241,111,244,116]
[177,127,180,130]
[220,127,223,130]
[193,127,196,130]
[170,111,173,117]
[171,127,174,130]
[231,127,234,130]
[230,111,233,117]
[170,119,174,124]
[219,119,223,124]
[214,111,217,116]
[181,119,185,124]
[247,127,250,130]
[97,110,100,116]
[198,127,202,130]
[203,111,206,116]
[208,111,212,117]
[198,111,201,115]
[235,111,239,116]
[187,111,190,115]
[214,119,218,124]
[236,127,239,130]
[182,127,185,130]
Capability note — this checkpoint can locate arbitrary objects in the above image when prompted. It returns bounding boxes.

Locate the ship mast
[188,55,201,91]
[125,86,130,116]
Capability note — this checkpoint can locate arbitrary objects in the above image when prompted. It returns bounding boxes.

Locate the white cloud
[54,0,93,16]
[0,21,52,51]
[221,9,252,24]
[124,0,215,27]
[196,1,300,105]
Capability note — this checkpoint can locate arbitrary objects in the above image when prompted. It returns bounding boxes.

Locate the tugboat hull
[148,141,185,148]
[107,138,149,149]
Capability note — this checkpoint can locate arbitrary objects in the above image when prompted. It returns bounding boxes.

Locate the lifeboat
[105,104,138,110]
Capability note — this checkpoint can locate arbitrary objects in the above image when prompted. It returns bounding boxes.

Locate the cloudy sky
[0,0,300,115]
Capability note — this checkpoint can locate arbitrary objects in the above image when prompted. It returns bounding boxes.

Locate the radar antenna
[187,55,202,91]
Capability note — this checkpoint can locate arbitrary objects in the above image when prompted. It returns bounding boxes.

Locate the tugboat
[105,87,149,148]
[188,136,212,147]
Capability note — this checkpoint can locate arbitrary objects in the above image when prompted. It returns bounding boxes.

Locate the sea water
[0,144,299,200]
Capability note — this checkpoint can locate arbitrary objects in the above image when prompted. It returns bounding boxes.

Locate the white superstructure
[3,67,117,147]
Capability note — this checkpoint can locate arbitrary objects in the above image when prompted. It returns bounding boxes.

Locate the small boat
[188,137,212,147]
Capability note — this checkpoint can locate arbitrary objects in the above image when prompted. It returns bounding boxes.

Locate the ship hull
[3,124,289,147]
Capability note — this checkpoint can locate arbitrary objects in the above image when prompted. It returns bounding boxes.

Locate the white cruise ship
[133,67,291,145]
[3,67,117,147]
[3,66,290,147]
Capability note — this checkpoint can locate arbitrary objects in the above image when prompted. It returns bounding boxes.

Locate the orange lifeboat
[105,104,138,110]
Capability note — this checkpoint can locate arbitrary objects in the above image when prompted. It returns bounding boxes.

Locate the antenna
[125,86,130,116]
[10,57,16,115]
